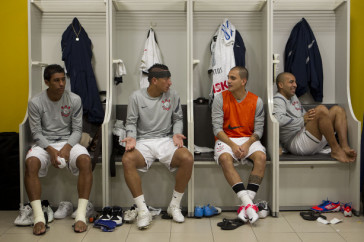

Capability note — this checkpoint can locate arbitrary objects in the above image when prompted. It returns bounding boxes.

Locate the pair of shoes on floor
[14,200,54,226]
[195,204,222,218]
[54,201,73,219]
[311,199,341,213]
[217,218,244,230]
[237,203,259,224]
[124,204,138,223]
[71,201,95,221]
[97,206,123,226]
[255,200,270,218]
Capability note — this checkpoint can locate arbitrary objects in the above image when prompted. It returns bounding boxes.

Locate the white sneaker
[245,203,259,224]
[137,209,152,229]
[54,201,73,219]
[72,201,95,219]
[256,200,269,219]
[124,205,138,223]
[14,204,33,226]
[42,200,54,223]
[167,205,185,223]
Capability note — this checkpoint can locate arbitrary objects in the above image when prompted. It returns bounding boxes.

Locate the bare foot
[74,220,87,233]
[342,147,357,159]
[33,222,46,235]
[331,148,355,163]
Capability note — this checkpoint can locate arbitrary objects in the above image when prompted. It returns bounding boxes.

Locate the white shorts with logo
[214,137,266,165]
[26,142,90,177]
[135,137,179,172]
[288,127,328,155]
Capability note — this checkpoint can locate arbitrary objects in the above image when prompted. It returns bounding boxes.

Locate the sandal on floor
[217,218,244,230]
[300,211,327,221]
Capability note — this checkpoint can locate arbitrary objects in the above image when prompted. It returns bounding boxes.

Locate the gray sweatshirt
[273,92,306,149]
[211,91,265,139]
[28,90,83,148]
[125,88,183,140]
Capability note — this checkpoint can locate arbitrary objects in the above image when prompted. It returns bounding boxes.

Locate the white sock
[237,190,253,206]
[248,190,256,201]
[30,200,45,225]
[75,198,88,223]
[134,195,148,211]
[169,190,184,207]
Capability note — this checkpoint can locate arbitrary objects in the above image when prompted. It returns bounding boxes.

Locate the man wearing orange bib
[212,66,266,224]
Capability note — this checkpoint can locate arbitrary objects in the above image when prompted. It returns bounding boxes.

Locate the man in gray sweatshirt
[25,64,92,235]
[122,64,193,229]
[273,72,356,163]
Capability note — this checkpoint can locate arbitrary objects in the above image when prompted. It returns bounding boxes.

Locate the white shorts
[288,127,328,155]
[214,137,266,165]
[135,137,179,172]
[26,142,90,177]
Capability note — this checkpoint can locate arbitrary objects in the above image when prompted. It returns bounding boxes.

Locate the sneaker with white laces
[124,205,138,223]
[237,205,248,222]
[54,201,73,219]
[14,203,33,226]
[42,200,54,223]
[245,203,259,224]
[137,209,152,229]
[167,205,185,223]
[72,201,95,219]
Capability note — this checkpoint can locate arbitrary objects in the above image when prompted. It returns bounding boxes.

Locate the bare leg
[329,106,357,158]
[170,148,193,193]
[219,153,242,186]
[248,151,266,179]
[74,155,93,233]
[24,157,46,235]
[306,105,354,162]
[122,150,147,198]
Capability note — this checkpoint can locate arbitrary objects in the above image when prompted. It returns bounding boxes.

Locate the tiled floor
[1,210,364,242]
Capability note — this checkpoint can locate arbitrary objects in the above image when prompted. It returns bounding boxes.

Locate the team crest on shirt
[61,105,71,117]
[161,99,171,111]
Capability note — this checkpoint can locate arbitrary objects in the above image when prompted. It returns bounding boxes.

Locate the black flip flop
[217,218,244,230]
[300,211,327,221]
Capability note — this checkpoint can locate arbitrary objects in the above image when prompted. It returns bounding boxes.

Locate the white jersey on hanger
[209,18,236,97]
[140,28,163,89]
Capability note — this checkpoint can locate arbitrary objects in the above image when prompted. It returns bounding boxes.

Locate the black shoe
[110,206,123,226]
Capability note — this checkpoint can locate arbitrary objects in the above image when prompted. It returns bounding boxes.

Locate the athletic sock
[247,183,260,201]
[169,190,184,207]
[75,198,88,223]
[134,194,148,212]
[30,200,45,225]
[237,190,253,206]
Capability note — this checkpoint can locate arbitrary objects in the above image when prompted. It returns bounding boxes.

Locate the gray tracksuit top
[125,88,183,140]
[28,90,83,148]
[273,92,306,149]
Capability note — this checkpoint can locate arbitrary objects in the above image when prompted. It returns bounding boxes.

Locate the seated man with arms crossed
[273,72,356,162]
[25,64,93,235]
[212,66,266,224]
[122,63,193,229]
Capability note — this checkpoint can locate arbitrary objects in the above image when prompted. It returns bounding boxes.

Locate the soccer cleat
[203,204,221,217]
[341,203,352,217]
[72,201,95,219]
[54,201,73,219]
[110,206,123,226]
[311,200,341,212]
[194,206,204,218]
[237,206,248,222]
[42,200,54,223]
[14,203,33,226]
[256,200,269,218]
[137,209,152,229]
[98,206,112,220]
[124,204,138,223]
[167,204,185,223]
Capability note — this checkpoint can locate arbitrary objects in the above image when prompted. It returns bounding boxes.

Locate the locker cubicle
[271,0,361,215]
[19,0,110,208]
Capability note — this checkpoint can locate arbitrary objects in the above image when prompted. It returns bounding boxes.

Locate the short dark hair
[231,66,249,81]
[44,64,65,81]
[276,72,291,90]
[147,63,169,82]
